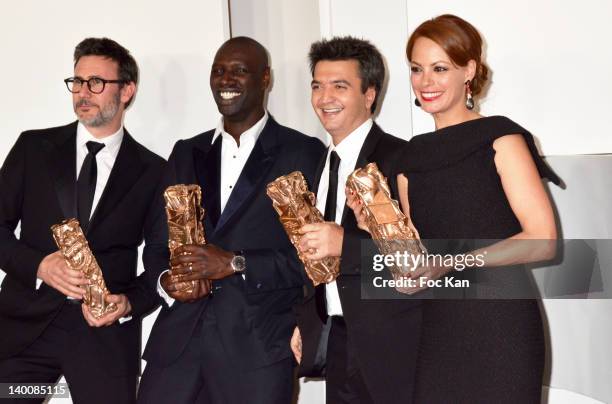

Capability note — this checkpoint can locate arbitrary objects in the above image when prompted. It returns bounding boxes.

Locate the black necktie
[77,141,105,231]
[315,150,342,322]
[324,151,341,222]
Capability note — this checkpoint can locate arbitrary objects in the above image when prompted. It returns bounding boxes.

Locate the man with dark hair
[292,36,422,403]
[73,37,140,107]
[0,37,165,403]
[136,36,325,404]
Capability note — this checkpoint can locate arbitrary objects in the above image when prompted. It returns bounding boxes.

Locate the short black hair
[309,36,385,113]
[73,37,138,106]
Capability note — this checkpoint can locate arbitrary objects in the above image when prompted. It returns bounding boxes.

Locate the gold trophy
[346,162,427,277]
[51,219,117,318]
[267,171,340,286]
[164,184,211,300]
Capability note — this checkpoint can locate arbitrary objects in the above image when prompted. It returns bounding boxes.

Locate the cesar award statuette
[346,162,427,277]
[267,171,340,286]
[51,218,117,318]
[164,184,211,301]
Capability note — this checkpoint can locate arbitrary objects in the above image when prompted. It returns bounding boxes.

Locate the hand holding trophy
[51,219,117,318]
[267,171,340,286]
[162,184,212,302]
[346,163,427,292]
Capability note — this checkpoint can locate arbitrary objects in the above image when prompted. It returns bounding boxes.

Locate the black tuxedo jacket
[295,122,422,403]
[142,116,326,371]
[0,121,166,376]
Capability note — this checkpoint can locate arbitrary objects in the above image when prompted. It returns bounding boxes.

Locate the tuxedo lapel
[213,118,280,236]
[193,134,222,232]
[87,131,145,234]
[45,122,78,220]
[341,122,383,224]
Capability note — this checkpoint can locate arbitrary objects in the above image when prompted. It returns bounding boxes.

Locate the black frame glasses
[64,77,127,94]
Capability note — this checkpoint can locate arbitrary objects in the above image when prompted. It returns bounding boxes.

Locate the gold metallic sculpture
[267,172,340,286]
[346,162,427,276]
[164,184,211,299]
[51,219,116,318]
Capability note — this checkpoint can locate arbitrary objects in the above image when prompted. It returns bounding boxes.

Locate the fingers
[63,268,87,285]
[303,246,327,261]
[56,285,84,300]
[104,294,124,305]
[299,222,324,234]
[173,244,205,257]
[81,304,107,327]
[81,304,95,326]
[163,278,192,293]
[169,262,196,276]
[51,275,85,299]
[170,253,201,267]
[290,327,302,364]
[169,272,206,282]
[82,297,127,327]
[298,236,319,251]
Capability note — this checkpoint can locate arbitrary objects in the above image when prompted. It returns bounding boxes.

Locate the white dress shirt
[75,122,124,216]
[213,112,268,212]
[316,119,372,316]
[37,123,129,320]
[157,113,269,306]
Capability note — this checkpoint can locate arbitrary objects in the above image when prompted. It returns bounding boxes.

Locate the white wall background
[1,0,611,403]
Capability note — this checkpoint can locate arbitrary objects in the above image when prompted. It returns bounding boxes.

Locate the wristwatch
[231,252,246,273]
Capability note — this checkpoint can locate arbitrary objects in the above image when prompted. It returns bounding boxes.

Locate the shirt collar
[76,122,124,158]
[328,118,373,163]
[211,111,269,146]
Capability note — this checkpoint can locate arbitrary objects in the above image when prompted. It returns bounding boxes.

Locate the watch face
[232,255,246,272]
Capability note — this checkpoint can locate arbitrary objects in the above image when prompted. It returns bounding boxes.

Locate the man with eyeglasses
[0,37,165,403]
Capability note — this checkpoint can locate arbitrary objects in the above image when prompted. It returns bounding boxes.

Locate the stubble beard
[75,92,121,128]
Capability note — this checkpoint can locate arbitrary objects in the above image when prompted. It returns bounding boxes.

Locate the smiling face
[311,60,375,144]
[409,37,475,118]
[210,41,270,129]
[72,55,134,135]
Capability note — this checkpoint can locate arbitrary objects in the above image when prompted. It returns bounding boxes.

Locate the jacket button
[256,283,262,289]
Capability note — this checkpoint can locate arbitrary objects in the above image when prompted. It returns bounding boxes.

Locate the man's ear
[365,86,376,111]
[120,82,136,106]
[262,66,271,90]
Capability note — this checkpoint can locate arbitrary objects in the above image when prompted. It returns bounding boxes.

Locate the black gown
[397,116,561,403]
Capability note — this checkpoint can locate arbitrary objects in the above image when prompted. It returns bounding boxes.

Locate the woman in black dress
[348,14,561,403]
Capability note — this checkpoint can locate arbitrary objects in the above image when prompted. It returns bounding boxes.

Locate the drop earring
[465,80,474,110]
[414,98,421,107]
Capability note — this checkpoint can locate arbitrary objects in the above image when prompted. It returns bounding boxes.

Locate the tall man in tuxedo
[0,38,166,403]
[0,38,165,403]
[136,37,325,404]
[292,37,423,403]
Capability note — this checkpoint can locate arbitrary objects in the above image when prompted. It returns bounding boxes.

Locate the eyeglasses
[64,77,127,94]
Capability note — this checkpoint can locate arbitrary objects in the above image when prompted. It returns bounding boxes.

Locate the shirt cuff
[157,270,175,307]
[35,278,43,290]
[118,315,133,324]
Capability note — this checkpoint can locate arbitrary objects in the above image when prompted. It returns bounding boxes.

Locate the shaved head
[217,36,269,72]
[210,36,271,136]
